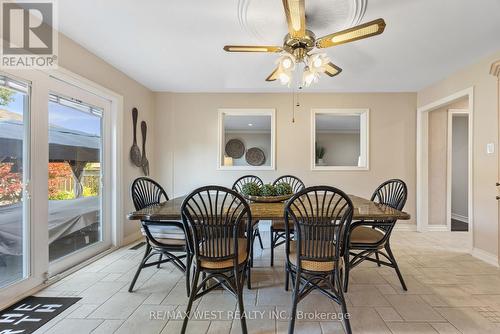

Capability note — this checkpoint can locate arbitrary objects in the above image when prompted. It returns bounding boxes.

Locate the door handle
[497,182,500,187]
[497,196,500,200]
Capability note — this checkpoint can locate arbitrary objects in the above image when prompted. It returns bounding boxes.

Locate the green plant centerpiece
[275,182,293,196]
[239,181,293,203]
[240,182,261,197]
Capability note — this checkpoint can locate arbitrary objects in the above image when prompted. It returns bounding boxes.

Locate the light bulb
[313,57,323,68]
[308,53,330,73]
[279,72,291,85]
[302,67,316,87]
[282,58,292,69]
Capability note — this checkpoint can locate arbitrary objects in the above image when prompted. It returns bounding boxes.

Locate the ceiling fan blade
[323,62,342,77]
[265,68,280,81]
[282,0,306,38]
[223,45,282,53]
[316,18,386,49]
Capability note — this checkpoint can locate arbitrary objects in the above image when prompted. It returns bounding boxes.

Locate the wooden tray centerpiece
[240,182,293,203]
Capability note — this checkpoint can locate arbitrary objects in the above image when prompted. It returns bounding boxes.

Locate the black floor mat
[0,296,80,334]
[129,241,146,250]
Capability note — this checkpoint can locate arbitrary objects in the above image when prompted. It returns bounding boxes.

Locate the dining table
[127,194,411,222]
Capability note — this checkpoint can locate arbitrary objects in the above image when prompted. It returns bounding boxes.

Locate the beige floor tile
[348,307,391,334]
[375,306,403,322]
[429,322,461,334]
[347,286,390,307]
[386,322,439,334]
[114,304,175,334]
[91,319,124,334]
[385,295,444,322]
[87,292,149,319]
[44,319,103,334]
[161,320,211,334]
[207,320,233,334]
[276,320,322,334]
[436,307,500,334]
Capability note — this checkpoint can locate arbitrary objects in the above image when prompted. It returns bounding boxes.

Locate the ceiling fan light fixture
[302,66,318,87]
[308,53,330,73]
[330,23,382,44]
[279,71,292,86]
[277,54,296,71]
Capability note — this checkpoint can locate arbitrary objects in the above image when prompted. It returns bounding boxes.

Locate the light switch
[487,143,495,155]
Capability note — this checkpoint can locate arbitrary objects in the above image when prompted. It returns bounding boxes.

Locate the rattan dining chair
[129,177,191,295]
[284,186,353,334]
[344,179,408,292]
[270,175,305,267]
[180,186,252,334]
[232,175,264,254]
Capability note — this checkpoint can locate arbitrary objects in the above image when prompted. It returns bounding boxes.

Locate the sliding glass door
[48,78,111,274]
[0,75,30,289]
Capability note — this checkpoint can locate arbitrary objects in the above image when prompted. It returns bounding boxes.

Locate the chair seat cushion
[141,224,185,240]
[271,220,294,230]
[154,238,186,246]
[289,241,337,272]
[199,238,248,269]
[350,226,385,244]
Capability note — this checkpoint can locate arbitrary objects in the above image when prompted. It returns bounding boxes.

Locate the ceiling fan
[223,0,386,87]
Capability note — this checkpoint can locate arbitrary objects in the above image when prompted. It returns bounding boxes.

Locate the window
[312,109,369,170]
[218,109,275,170]
[0,75,30,289]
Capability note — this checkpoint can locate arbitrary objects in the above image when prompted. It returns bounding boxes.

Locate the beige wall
[152,92,417,225]
[58,33,155,240]
[418,50,500,257]
[428,107,448,225]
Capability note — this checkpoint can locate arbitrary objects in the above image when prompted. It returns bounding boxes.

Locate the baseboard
[394,223,417,231]
[426,225,449,232]
[122,230,143,246]
[472,248,499,267]
[451,213,469,223]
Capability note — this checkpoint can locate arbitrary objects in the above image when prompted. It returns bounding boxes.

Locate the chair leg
[185,252,192,297]
[270,229,274,267]
[129,243,151,292]
[335,269,352,334]
[255,228,264,249]
[250,232,254,268]
[247,261,252,290]
[375,251,381,267]
[181,268,201,334]
[343,251,350,293]
[235,267,248,334]
[285,265,290,291]
[288,270,301,334]
[385,242,407,291]
[157,253,163,268]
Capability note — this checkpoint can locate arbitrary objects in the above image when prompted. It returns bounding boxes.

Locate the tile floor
[32,231,500,334]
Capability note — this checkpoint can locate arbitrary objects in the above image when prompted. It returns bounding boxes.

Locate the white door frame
[416,87,474,247]
[446,110,471,232]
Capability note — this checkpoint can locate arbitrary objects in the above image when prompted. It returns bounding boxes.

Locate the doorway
[447,111,470,231]
[416,87,473,248]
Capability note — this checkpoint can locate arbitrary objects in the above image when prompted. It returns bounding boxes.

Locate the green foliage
[241,182,261,196]
[83,186,99,197]
[275,182,293,196]
[49,191,75,201]
[315,142,325,160]
[260,184,277,196]
[0,87,14,106]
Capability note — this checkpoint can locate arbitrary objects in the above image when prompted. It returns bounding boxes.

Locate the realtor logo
[1,0,58,69]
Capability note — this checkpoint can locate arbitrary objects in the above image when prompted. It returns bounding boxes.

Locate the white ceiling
[58,0,500,92]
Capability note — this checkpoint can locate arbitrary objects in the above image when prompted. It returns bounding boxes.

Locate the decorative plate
[243,194,293,203]
[245,147,266,166]
[225,139,245,159]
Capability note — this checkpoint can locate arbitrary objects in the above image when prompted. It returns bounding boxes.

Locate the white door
[47,77,112,275]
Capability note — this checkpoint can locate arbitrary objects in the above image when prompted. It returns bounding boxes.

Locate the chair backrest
[284,186,354,266]
[232,175,264,193]
[371,179,407,211]
[273,175,305,194]
[131,177,168,211]
[181,186,252,266]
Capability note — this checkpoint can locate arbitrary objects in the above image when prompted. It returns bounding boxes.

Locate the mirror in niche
[312,109,369,170]
[218,109,275,170]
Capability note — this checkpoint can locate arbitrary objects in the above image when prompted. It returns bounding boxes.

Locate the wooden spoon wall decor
[130,108,142,167]
[141,121,150,176]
